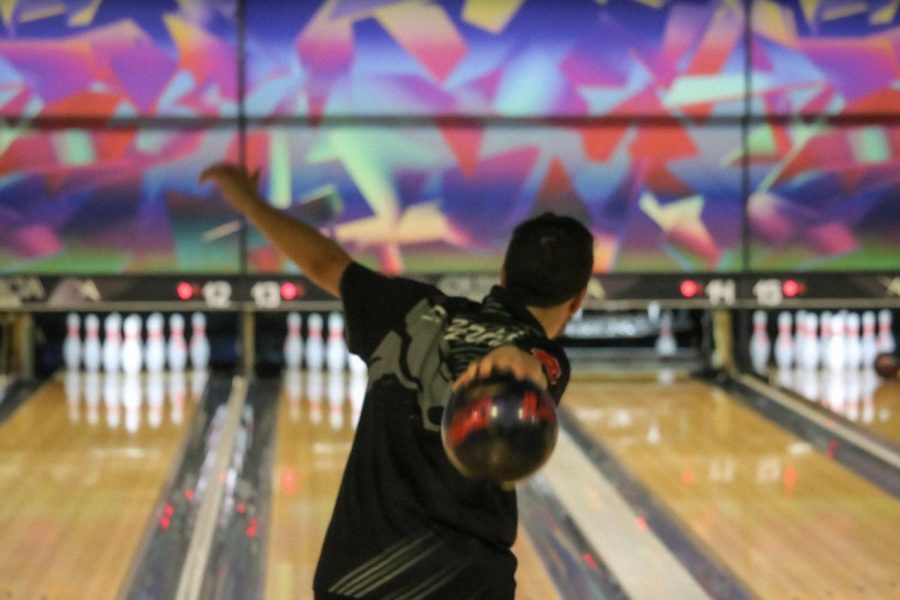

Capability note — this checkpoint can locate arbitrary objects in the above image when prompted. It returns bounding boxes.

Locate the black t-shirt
[313,262,570,599]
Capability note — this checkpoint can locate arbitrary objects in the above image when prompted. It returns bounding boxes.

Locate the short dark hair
[502,212,594,307]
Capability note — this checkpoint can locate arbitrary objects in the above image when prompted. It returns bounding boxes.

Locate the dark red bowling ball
[441,372,558,484]
[874,352,899,379]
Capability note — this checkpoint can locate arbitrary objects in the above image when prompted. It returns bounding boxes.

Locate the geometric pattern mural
[0,0,897,274]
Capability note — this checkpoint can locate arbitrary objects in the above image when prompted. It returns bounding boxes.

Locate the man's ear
[569,287,588,315]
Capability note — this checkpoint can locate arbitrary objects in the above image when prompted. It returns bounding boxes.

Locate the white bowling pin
[819,311,833,367]
[774,311,794,370]
[284,312,303,370]
[189,312,210,371]
[83,314,102,373]
[326,312,347,372]
[825,312,846,371]
[861,311,878,369]
[167,313,188,372]
[63,312,82,371]
[844,313,862,371]
[305,313,325,371]
[121,314,144,375]
[750,310,770,373]
[123,373,142,434]
[655,311,676,357]
[144,312,166,373]
[877,309,895,354]
[799,312,819,371]
[102,313,122,373]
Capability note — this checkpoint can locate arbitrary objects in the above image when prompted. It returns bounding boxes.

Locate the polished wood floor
[5,367,898,599]
[0,371,199,600]
[263,370,561,600]
[770,367,900,444]
[564,371,900,599]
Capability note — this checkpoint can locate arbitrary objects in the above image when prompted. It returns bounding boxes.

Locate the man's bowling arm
[200,163,351,298]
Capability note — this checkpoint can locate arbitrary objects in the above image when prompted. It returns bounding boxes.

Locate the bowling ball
[874,352,899,379]
[441,372,558,484]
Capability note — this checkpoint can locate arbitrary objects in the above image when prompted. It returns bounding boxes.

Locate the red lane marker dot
[281,282,299,300]
[176,282,194,300]
[783,279,800,297]
[582,552,600,570]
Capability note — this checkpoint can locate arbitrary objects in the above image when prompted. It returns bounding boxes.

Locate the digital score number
[679,278,736,307]
[752,278,804,307]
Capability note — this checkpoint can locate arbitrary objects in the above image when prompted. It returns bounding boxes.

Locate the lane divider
[175,375,248,600]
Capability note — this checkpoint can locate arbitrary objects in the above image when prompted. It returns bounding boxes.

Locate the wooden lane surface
[0,371,199,600]
[564,372,900,599]
[770,368,900,444]
[264,371,561,600]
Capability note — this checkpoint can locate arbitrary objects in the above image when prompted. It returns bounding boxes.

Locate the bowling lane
[263,370,562,600]
[0,371,200,600]
[563,372,900,599]
[769,367,900,445]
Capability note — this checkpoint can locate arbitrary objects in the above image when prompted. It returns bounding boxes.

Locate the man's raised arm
[200,163,352,298]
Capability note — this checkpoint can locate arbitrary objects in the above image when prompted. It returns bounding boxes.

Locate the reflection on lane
[769,367,900,444]
[0,372,201,600]
[564,373,900,599]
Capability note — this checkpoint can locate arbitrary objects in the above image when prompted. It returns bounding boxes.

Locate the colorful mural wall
[1,0,897,274]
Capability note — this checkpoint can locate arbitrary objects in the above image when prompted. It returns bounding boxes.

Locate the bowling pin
[284,312,303,370]
[167,313,188,372]
[750,310,770,373]
[825,312,846,372]
[102,313,122,373]
[819,311,833,368]
[844,312,862,371]
[83,314,102,373]
[189,312,210,371]
[121,314,144,375]
[63,312,82,371]
[655,311,676,357]
[305,313,325,371]
[326,312,347,372]
[793,310,806,355]
[144,312,166,373]
[877,309,895,354]
[861,311,878,369]
[774,311,794,370]
[799,312,819,371]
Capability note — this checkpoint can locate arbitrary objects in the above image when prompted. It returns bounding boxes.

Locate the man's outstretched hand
[200,163,262,212]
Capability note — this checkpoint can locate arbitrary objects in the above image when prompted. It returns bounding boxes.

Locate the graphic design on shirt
[366,298,535,433]
[531,348,562,385]
[328,530,471,597]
